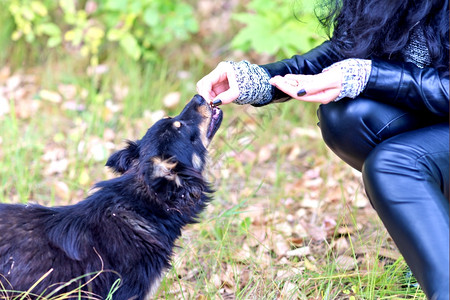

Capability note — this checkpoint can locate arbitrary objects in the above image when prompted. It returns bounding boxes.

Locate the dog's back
[0,188,175,299]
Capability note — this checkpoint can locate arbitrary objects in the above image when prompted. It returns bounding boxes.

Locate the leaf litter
[0,66,412,300]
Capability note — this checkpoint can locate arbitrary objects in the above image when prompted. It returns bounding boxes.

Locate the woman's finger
[269,73,341,104]
[196,62,240,104]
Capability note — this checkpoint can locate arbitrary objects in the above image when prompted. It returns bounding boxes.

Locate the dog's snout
[178,95,211,121]
[192,94,207,106]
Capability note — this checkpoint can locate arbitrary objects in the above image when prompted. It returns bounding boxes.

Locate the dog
[0,95,223,299]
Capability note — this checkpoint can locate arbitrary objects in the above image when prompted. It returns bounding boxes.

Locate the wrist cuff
[228,60,273,105]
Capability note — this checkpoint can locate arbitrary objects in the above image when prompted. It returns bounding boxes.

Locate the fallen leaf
[286,246,310,258]
[87,64,109,76]
[52,181,70,200]
[287,145,302,161]
[304,258,318,272]
[6,75,21,92]
[280,281,299,299]
[332,237,350,255]
[39,89,62,103]
[163,92,181,110]
[0,96,10,116]
[273,239,291,257]
[57,84,77,100]
[335,255,357,271]
[44,159,69,175]
[258,144,275,163]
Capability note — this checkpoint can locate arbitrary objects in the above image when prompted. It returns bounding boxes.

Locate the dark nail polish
[297,89,307,97]
[212,99,222,106]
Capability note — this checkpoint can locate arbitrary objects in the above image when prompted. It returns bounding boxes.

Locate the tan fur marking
[192,153,202,170]
[196,104,213,148]
[144,273,163,299]
[151,157,181,186]
[173,121,181,128]
[197,105,210,119]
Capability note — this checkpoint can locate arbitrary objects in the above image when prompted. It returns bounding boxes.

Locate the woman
[196,0,449,299]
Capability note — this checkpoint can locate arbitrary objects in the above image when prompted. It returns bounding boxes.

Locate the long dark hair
[316,0,449,70]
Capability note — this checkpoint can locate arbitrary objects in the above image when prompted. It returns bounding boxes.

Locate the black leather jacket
[260,41,449,117]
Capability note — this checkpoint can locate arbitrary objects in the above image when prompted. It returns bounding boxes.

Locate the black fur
[0,95,222,299]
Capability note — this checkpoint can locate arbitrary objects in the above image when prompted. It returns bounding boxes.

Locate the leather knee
[318,97,430,171]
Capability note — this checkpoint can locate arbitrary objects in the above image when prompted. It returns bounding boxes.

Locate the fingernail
[297,89,307,97]
[212,99,222,106]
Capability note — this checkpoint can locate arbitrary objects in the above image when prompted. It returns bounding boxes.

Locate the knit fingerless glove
[323,58,372,101]
[227,60,273,105]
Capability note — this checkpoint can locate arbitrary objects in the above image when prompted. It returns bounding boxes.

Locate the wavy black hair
[315,0,449,70]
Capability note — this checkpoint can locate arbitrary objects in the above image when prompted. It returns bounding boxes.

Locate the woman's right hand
[196,62,240,105]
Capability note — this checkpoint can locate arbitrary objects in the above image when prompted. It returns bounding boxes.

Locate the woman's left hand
[269,67,343,104]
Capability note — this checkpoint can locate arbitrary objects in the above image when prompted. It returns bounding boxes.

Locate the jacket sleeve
[258,40,342,104]
[362,59,449,117]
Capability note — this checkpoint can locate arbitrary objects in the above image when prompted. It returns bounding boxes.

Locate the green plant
[231,0,325,58]
[7,0,199,66]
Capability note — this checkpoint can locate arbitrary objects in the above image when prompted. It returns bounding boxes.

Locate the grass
[0,9,425,300]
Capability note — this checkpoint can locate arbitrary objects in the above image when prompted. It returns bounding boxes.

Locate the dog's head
[104,95,222,211]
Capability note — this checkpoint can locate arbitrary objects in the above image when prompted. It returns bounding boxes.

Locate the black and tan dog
[0,95,223,299]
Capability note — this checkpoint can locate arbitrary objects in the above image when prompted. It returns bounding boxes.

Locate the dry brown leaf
[247,226,267,247]
[232,149,257,164]
[335,255,357,271]
[44,159,69,175]
[163,92,181,109]
[6,75,21,92]
[87,64,109,76]
[273,239,291,257]
[258,144,275,163]
[303,258,318,272]
[286,246,310,258]
[0,96,10,116]
[234,243,252,261]
[0,66,11,81]
[299,220,327,241]
[280,281,299,300]
[304,177,324,189]
[288,236,304,247]
[332,237,350,255]
[57,84,77,100]
[211,274,222,289]
[300,197,320,209]
[15,99,40,119]
[39,89,62,103]
[337,223,363,235]
[52,181,70,200]
[62,101,86,112]
[287,145,302,161]
[378,247,401,261]
[274,222,293,236]
[221,264,235,288]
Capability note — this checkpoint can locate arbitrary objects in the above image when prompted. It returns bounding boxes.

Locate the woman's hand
[196,62,240,105]
[269,67,343,104]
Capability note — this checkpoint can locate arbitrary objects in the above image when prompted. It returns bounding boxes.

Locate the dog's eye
[173,121,181,129]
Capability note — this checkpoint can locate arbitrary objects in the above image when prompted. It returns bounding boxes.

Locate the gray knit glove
[323,58,372,101]
[227,60,273,105]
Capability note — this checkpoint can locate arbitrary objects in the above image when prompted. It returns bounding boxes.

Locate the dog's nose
[192,94,207,106]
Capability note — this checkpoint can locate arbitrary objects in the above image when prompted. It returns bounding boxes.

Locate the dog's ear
[106,140,140,174]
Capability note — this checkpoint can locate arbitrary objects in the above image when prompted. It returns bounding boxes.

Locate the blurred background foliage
[1,0,325,68]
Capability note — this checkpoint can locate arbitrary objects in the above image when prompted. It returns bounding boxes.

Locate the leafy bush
[231,0,325,58]
[7,0,199,65]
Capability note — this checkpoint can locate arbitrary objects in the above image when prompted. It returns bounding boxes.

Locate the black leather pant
[318,97,449,300]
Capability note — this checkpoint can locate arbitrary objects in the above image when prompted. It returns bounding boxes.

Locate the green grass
[0,9,426,300]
